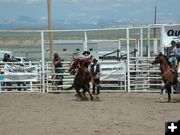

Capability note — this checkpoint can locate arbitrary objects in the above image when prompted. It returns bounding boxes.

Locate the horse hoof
[90,97,94,101]
[95,96,101,101]
[84,98,88,101]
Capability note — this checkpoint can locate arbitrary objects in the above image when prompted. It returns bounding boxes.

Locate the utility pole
[47,0,54,60]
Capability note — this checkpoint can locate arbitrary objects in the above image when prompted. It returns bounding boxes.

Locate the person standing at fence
[52,52,63,90]
[2,53,12,91]
[3,53,11,62]
[90,58,100,96]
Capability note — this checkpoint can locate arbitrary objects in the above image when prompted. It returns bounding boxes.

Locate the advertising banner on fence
[0,64,38,81]
[100,61,126,81]
[162,25,180,47]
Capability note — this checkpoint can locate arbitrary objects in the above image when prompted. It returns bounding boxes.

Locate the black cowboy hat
[4,53,8,56]
[93,58,98,62]
[176,42,180,48]
[171,40,176,45]
[82,51,90,56]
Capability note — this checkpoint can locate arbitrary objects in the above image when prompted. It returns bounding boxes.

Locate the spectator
[52,52,63,90]
[90,58,100,95]
[3,53,11,62]
[168,40,177,65]
[2,53,12,91]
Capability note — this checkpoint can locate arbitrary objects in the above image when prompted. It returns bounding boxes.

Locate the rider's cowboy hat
[82,51,90,56]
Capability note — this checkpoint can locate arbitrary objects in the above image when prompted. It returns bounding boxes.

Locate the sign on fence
[1,64,38,81]
[100,61,126,81]
[162,25,180,47]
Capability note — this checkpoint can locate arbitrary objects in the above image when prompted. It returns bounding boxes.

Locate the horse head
[68,58,84,74]
[151,53,167,65]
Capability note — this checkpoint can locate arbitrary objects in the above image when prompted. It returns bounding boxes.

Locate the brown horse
[68,58,93,101]
[151,53,178,102]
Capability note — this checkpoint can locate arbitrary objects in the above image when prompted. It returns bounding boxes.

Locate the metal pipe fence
[0,61,42,93]
[1,24,180,93]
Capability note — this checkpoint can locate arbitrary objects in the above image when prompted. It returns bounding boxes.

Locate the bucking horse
[68,58,94,101]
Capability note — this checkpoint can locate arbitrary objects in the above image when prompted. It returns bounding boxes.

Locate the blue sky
[0,0,179,28]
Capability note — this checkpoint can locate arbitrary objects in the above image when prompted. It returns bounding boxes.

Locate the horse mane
[160,54,172,68]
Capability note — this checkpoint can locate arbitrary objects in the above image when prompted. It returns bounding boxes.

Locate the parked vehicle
[15,57,32,66]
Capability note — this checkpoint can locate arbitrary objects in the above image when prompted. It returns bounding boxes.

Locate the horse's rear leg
[166,85,171,102]
[82,90,88,101]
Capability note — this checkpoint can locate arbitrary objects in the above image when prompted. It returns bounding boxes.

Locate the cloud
[39,16,47,20]
[62,0,145,7]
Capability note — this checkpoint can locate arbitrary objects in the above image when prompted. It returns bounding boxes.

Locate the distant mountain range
[0,15,144,30]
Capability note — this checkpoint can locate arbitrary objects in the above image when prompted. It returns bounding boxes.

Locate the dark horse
[151,53,178,102]
[68,58,93,101]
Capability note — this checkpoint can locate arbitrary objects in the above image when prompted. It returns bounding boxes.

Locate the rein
[160,61,173,78]
[162,69,171,77]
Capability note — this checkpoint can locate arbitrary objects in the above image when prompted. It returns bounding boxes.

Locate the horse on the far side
[151,53,178,102]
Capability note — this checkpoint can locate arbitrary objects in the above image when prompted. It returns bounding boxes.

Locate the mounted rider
[167,40,180,75]
[168,40,177,66]
[79,51,93,68]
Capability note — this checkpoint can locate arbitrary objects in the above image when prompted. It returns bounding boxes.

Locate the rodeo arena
[0,24,180,135]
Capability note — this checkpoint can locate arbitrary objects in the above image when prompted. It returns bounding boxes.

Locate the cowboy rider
[80,51,93,68]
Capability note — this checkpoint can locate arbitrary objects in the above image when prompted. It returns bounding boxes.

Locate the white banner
[162,25,180,47]
[0,64,38,81]
[100,61,126,81]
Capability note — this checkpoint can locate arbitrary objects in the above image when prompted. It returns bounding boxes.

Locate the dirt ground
[0,92,180,135]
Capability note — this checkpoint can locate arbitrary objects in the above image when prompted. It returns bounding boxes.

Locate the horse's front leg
[82,90,87,101]
[166,85,171,102]
[87,90,93,101]
[87,84,93,101]
[75,88,84,101]
[161,83,172,102]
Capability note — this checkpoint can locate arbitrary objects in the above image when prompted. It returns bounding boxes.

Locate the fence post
[160,25,165,54]
[83,30,88,51]
[153,38,158,55]
[0,83,1,93]
[147,25,151,58]
[41,31,45,93]
[140,28,143,57]
[126,28,130,93]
